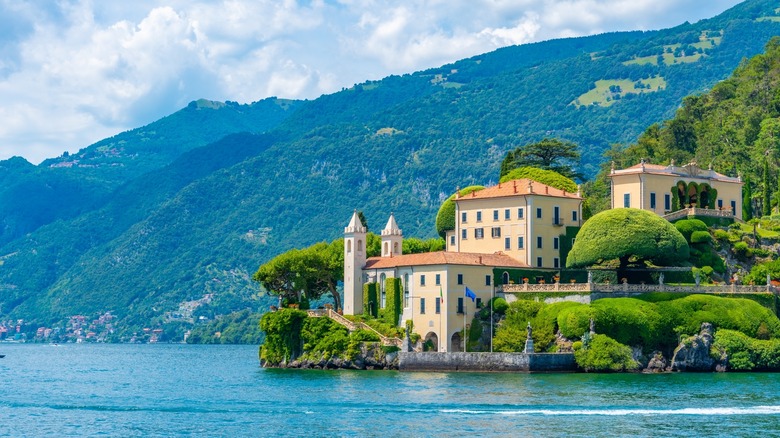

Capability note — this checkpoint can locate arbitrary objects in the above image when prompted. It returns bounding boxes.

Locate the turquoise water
[1,344,779,437]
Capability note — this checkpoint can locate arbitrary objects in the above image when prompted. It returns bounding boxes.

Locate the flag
[465,286,476,302]
[439,286,444,304]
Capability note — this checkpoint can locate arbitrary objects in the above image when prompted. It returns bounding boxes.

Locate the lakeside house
[343,162,743,352]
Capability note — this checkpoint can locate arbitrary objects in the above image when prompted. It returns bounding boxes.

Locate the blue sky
[0,0,743,164]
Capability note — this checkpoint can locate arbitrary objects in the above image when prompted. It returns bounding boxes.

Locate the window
[347,240,352,253]
[650,192,656,209]
[462,212,467,223]
[404,290,409,307]
[357,239,363,251]
[518,236,524,249]
[435,297,441,314]
[572,210,578,222]
[476,298,482,308]
[485,275,491,286]
[537,236,543,248]
[450,235,455,247]
[475,228,484,239]
[435,274,441,286]
[420,298,426,314]
[404,273,409,292]
[553,237,559,250]
[493,210,499,221]
[504,237,511,250]
[623,193,631,208]
[553,206,560,225]
[462,229,467,240]
[536,207,542,219]
[537,257,543,268]
[491,227,501,238]
[457,297,464,314]
[476,211,482,222]
[554,257,560,268]
[381,290,386,308]
[731,200,736,215]
[718,199,723,209]
[665,194,671,211]
[380,273,386,292]
[504,209,510,220]
[457,274,463,285]
[420,275,426,286]
[502,271,509,284]
[518,208,524,219]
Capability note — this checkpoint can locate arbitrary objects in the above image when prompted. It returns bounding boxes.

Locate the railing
[499,282,778,295]
[307,309,402,347]
[552,218,564,227]
[663,207,735,222]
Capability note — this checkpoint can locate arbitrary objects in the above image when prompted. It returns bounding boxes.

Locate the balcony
[552,217,564,226]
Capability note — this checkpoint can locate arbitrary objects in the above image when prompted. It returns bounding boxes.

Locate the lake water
[1,343,779,437]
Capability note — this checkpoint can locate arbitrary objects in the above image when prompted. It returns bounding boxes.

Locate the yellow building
[448,178,583,269]
[343,178,583,351]
[608,160,743,220]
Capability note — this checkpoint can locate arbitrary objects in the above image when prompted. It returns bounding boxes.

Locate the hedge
[499,166,578,193]
[363,283,378,318]
[383,277,403,326]
[435,185,485,237]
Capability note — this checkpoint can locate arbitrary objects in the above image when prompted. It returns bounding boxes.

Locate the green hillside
[2,0,780,341]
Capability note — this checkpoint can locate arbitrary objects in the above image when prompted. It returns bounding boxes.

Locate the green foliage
[491,297,509,315]
[566,208,689,270]
[744,259,780,285]
[690,231,712,244]
[499,166,578,193]
[674,219,708,242]
[363,283,378,318]
[434,186,485,238]
[499,138,582,180]
[713,329,780,371]
[258,309,307,365]
[402,237,446,254]
[383,277,403,326]
[574,334,639,372]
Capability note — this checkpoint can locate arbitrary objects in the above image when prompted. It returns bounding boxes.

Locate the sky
[0,0,744,164]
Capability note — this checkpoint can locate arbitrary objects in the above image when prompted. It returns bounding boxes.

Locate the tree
[253,239,345,310]
[743,174,753,221]
[499,138,581,180]
[566,208,689,276]
[499,166,578,193]
[763,155,772,217]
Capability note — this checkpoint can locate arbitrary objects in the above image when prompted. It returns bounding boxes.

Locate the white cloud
[0,0,743,164]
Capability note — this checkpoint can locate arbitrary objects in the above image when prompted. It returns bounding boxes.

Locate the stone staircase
[307,309,402,348]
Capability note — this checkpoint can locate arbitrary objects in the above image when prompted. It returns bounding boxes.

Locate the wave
[441,406,780,416]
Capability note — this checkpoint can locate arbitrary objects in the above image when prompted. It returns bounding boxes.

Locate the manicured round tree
[435,185,485,237]
[499,166,578,193]
[566,208,689,274]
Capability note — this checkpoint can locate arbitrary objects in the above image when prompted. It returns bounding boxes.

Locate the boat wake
[441,406,780,416]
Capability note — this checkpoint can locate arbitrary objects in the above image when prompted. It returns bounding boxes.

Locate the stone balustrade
[662,207,736,222]
[499,282,777,295]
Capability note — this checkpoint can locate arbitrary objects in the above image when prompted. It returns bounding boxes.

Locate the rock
[670,322,721,372]
[643,351,667,373]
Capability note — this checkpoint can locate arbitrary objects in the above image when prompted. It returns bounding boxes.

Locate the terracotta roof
[363,251,528,270]
[455,178,580,201]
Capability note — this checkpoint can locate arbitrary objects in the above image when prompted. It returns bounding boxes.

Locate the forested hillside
[2,0,780,341]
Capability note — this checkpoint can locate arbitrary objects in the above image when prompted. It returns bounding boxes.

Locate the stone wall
[398,352,576,372]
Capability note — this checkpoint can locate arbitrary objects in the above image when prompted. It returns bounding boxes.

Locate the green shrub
[713,229,730,241]
[499,166,578,193]
[259,309,308,365]
[572,341,583,351]
[744,259,780,285]
[363,283,378,318]
[733,241,753,259]
[690,230,712,244]
[675,219,708,242]
[713,329,780,370]
[383,277,403,326]
[574,334,639,372]
[491,297,509,315]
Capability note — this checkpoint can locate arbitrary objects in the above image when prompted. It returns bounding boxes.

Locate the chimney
[545,185,548,194]
[478,256,482,264]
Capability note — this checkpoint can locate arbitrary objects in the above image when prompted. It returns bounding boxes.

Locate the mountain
[2,0,780,340]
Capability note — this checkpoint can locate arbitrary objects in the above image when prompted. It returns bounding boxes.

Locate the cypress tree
[742,174,753,221]
[763,158,772,217]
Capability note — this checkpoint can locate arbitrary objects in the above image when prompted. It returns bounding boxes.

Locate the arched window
[393,242,399,254]
[347,240,352,253]
[502,271,510,285]
[383,242,389,255]
[357,239,363,252]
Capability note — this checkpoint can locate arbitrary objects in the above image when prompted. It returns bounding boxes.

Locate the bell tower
[381,213,403,257]
[343,210,366,315]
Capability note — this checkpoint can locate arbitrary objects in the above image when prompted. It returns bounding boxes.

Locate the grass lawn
[572,77,667,108]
